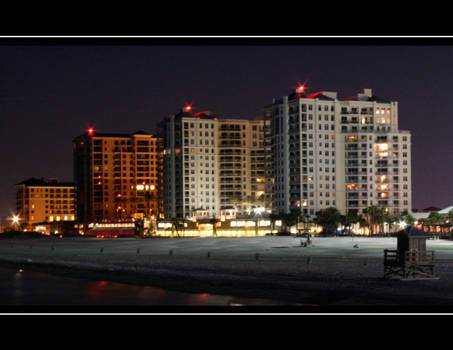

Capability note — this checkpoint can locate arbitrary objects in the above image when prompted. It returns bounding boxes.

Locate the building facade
[162,108,267,219]
[265,88,411,217]
[73,130,164,224]
[15,178,76,225]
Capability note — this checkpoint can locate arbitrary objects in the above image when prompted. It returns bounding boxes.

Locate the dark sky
[1,43,452,218]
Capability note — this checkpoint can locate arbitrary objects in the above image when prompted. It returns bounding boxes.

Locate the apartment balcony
[220,178,242,184]
[220,184,242,190]
[345,169,368,174]
[219,150,242,156]
[220,172,242,178]
[219,126,241,131]
[220,136,241,141]
[221,155,243,160]
[219,165,242,170]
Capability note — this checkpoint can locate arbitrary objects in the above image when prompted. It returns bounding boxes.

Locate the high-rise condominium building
[162,108,266,219]
[15,178,76,225]
[265,87,411,217]
[73,130,164,224]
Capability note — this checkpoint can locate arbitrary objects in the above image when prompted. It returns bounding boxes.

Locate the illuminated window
[377,184,389,191]
[378,175,388,182]
[376,143,389,151]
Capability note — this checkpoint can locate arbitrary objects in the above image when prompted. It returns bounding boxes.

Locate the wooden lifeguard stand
[384,225,437,280]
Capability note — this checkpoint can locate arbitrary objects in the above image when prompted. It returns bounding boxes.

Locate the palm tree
[427,211,445,233]
[382,212,396,234]
[171,217,183,237]
[269,213,279,234]
[365,206,385,235]
[404,213,415,226]
[271,212,290,234]
[256,194,266,207]
[144,191,157,219]
[419,218,430,232]
[445,210,453,235]
[229,193,242,213]
[299,214,312,232]
[447,210,453,224]
[315,207,342,235]
[342,210,361,234]
[209,217,220,237]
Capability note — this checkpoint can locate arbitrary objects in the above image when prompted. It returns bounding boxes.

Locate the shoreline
[2,236,453,310]
[0,257,321,306]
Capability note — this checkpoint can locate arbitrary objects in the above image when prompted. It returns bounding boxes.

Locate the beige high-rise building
[265,87,411,217]
[15,178,76,226]
[162,108,267,219]
[73,130,164,223]
[218,118,266,209]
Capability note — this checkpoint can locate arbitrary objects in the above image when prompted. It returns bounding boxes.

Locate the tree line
[271,206,453,236]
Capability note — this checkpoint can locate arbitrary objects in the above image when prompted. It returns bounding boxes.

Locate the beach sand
[1,235,453,308]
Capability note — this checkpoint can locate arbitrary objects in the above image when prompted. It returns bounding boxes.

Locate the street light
[10,215,20,231]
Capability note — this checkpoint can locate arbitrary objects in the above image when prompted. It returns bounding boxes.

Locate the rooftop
[16,178,75,187]
[73,130,159,140]
[275,88,392,104]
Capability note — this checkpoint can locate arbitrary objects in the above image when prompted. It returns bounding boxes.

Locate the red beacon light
[183,104,192,112]
[296,83,306,94]
[87,127,95,136]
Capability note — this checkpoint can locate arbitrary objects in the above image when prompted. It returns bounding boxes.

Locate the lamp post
[11,215,20,231]
[136,183,157,236]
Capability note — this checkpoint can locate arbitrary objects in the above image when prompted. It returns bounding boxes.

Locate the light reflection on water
[0,266,293,306]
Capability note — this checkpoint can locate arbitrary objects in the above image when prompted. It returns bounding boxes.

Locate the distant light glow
[87,127,95,136]
[183,104,192,112]
[11,215,19,224]
[296,83,306,93]
[254,206,265,215]
[295,80,309,94]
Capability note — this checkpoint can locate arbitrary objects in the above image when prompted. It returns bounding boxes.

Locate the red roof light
[296,83,305,93]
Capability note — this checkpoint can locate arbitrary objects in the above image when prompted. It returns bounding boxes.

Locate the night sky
[1,41,452,219]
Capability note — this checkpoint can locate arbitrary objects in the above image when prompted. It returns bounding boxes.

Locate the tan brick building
[73,130,164,223]
[15,178,76,225]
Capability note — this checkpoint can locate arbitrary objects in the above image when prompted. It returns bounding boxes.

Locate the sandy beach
[2,235,453,309]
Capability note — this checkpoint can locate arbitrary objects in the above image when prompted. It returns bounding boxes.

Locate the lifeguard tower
[384,225,437,280]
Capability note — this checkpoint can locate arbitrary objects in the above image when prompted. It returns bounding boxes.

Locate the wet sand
[1,236,453,311]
